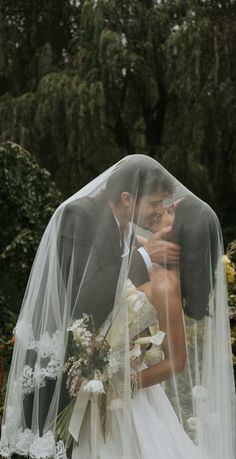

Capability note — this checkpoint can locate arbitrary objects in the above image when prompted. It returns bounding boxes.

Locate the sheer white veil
[0,155,235,459]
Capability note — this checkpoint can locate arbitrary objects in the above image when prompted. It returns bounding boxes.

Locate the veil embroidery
[0,155,235,459]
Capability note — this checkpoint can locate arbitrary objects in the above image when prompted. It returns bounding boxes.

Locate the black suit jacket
[59,191,149,327]
[24,192,150,434]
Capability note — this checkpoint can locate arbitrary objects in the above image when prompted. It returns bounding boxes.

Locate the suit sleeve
[58,201,96,306]
[58,201,122,327]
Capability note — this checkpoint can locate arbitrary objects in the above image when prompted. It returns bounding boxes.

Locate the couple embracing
[0,155,235,459]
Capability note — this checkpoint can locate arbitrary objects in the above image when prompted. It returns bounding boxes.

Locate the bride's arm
[136,267,186,389]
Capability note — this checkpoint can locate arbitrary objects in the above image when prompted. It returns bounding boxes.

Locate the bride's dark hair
[105,155,174,204]
[172,195,220,320]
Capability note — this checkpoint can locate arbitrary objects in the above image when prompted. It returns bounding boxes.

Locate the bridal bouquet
[56,314,110,447]
[56,282,165,448]
[64,314,110,397]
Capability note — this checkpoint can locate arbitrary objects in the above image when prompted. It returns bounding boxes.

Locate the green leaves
[0,0,236,237]
[0,141,62,313]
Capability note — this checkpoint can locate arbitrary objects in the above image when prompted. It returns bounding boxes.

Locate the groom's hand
[143,226,180,265]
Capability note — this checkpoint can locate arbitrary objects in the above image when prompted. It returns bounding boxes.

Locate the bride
[0,155,235,459]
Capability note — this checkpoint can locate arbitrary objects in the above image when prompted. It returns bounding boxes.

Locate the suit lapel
[103,206,122,259]
[90,192,134,260]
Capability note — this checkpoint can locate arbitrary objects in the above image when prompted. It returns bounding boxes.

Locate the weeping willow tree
[160,0,236,239]
[0,0,236,237]
[0,0,79,94]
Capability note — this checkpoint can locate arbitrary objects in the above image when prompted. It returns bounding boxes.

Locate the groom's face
[133,191,169,230]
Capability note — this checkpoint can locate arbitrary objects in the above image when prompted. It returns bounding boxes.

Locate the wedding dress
[73,280,207,459]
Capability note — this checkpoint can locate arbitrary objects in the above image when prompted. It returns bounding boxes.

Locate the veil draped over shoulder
[0,155,235,459]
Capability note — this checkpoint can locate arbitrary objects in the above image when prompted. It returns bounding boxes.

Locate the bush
[225,241,236,377]
[0,141,62,313]
[0,141,62,421]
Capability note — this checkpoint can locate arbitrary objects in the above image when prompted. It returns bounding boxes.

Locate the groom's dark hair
[105,155,174,204]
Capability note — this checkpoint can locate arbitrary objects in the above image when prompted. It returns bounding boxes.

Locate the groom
[59,155,180,327]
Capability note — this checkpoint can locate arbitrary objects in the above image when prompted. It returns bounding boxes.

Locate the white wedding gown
[73,280,207,459]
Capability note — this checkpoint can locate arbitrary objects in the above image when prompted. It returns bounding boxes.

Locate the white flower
[71,327,82,343]
[129,344,141,360]
[68,318,92,345]
[68,316,88,332]
[83,379,105,394]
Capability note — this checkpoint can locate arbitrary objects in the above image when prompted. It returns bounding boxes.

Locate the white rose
[83,379,105,394]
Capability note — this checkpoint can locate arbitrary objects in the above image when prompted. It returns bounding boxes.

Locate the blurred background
[0,0,236,414]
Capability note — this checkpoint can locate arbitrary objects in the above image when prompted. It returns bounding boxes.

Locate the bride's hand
[150,205,175,234]
[143,226,180,265]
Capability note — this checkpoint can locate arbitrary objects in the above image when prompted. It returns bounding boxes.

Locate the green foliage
[0,141,62,313]
[0,295,16,357]
[0,141,61,419]
[0,0,81,94]
[0,92,36,147]
[226,240,236,377]
[0,0,236,238]
[226,240,236,307]
[0,297,16,419]
[161,3,236,237]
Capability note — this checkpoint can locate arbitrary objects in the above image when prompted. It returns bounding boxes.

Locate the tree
[0,0,81,94]
[0,0,236,239]
[160,0,236,239]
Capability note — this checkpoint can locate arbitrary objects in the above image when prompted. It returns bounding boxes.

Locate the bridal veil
[0,155,235,459]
